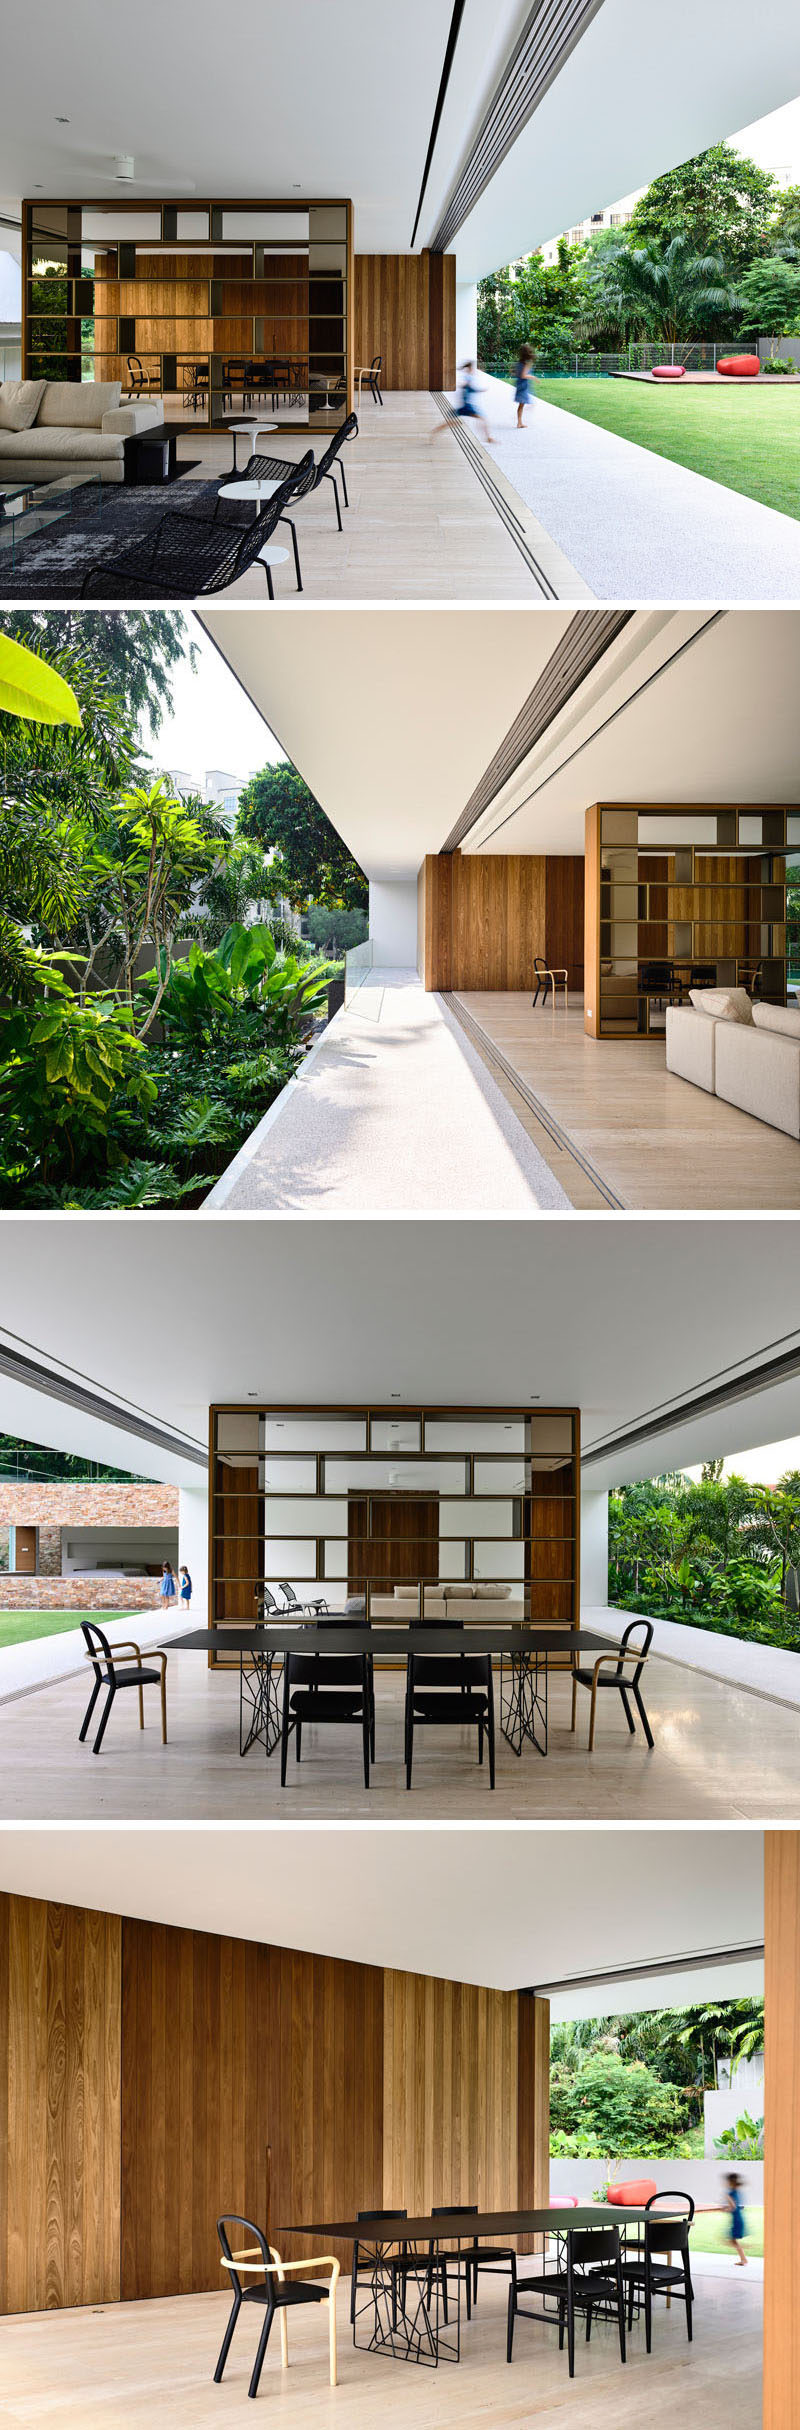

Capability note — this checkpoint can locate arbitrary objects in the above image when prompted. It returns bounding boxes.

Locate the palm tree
[593,233,740,354]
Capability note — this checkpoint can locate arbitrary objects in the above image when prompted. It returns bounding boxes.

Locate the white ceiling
[201,608,800,877]
[453,0,800,282]
[2,0,797,277]
[1,1216,798,1491]
[201,608,574,881]
[0,1824,764,2001]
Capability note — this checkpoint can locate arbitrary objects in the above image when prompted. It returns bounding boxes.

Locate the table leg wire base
[239,1653,281,1756]
[353,2249,460,2366]
[501,1653,548,1755]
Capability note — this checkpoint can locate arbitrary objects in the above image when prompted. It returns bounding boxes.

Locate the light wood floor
[171,392,586,600]
[0,2271,762,2429]
[453,993,800,1210]
[2,1652,798,1821]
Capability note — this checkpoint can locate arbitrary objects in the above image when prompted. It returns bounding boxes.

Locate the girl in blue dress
[514,344,534,427]
[725,2173,748,2264]
[180,1567,192,1607]
[160,1561,177,1611]
[431,361,494,445]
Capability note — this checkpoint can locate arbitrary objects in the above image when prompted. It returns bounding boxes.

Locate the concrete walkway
[587,1603,800,1711]
[207,970,569,1211]
[477,373,800,601]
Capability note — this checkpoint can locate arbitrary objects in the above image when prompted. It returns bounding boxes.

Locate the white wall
[580,1488,609,1608]
[455,279,477,369]
[368,878,419,968]
[551,2156,763,2210]
[179,1484,209,1622]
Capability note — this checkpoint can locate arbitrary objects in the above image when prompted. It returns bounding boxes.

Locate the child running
[514,343,534,426]
[431,361,494,445]
[725,2173,748,2265]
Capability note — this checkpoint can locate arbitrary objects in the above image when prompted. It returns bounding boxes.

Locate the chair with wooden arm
[532,956,568,1008]
[215,2215,339,2397]
[79,1621,168,1755]
[570,1620,654,1752]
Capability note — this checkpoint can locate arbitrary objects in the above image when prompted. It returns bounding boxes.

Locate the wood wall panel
[0,1894,121,2316]
[517,1995,550,2252]
[382,1970,523,2237]
[3,1901,549,2316]
[353,251,455,389]
[765,1831,800,2427]
[120,1919,385,2294]
[419,853,584,992]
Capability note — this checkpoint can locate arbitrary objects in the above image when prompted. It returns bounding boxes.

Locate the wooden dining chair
[215,2215,339,2397]
[571,1621,655,1751]
[79,1622,168,1755]
[532,956,568,1007]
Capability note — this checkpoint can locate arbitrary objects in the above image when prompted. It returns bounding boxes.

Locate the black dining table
[168,1622,622,1759]
[279,2204,684,2366]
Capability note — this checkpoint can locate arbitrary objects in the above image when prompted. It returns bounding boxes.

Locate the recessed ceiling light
[56,115,70,123]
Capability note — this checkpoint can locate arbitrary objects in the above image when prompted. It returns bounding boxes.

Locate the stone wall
[0,1484,178,1527]
[0,1575,166,1611]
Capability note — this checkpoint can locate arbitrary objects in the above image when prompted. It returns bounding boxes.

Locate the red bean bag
[652,365,685,379]
[605,2179,658,2207]
[716,356,760,377]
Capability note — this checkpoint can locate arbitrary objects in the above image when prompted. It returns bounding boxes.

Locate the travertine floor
[1,1643,797,1821]
[453,994,800,1210]
[168,390,583,600]
[1,2269,762,2429]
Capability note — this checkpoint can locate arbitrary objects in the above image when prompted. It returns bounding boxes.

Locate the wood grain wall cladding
[120,1918,385,2295]
[419,853,584,992]
[353,252,455,389]
[0,1894,121,2315]
[764,1831,800,2427]
[517,1994,551,2253]
[382,1970,536,2238]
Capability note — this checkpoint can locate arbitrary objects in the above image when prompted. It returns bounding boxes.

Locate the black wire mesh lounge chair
[79,454,315,599]
[222,413,358,530]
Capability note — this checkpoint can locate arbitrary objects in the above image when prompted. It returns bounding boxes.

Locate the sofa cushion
[0,424,127,463]
[37,379,121,429]
[472,1583,512,1600]
[0,378,46,432]
[689,985,753,1023]
[666,1005,717,1093]
[752,1001,800,1040]
[715,1022,800,1140]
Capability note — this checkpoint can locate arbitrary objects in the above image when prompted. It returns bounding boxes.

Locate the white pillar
[179,1483,209,1625]
[368,878,419,968]
[455,279,478,368]
[580,1489,608,1611]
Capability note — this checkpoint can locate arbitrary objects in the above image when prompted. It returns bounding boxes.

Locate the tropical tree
[237,763,368,910]
[627,144,778,274]
[0,609,195,735]
[738,257,800,344]
[78,783,220,1032]
[596,234,740,351]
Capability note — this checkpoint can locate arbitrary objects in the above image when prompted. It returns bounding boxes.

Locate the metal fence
[482,342,739,381]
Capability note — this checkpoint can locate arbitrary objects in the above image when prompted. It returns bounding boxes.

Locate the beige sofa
[666,995,800,1139]
[0,378,163,484]
[370,1585,524,1623]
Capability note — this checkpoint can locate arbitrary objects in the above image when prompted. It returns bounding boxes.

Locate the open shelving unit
[585,803,799,1039]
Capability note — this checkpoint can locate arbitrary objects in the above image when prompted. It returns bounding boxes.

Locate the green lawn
[534,378,800,521]
[690,2207,764,2258]
[0,1608,137,1649]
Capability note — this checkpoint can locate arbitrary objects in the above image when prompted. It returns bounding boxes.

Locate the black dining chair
[404,1647,495,1789]
[280,1647,375,1786]
[640,959,679,1007]
[508,2224,626,2379]
[622,2217,694,2350]
[80,456,316,599]
[571,1620,654,1752]
[78,1621,168,1755]
[350,2209,409,2328]
[425,2205,517,2322]
[367,354,383,405]
[127,353,160,398]
[215,2215,339,2398]
[532,955,568,1007]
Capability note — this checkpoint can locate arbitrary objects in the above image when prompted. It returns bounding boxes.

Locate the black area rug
[0,469,243,600]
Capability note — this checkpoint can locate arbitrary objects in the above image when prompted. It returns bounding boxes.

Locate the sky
[683,1436,800,1487]
[141,620,282,786]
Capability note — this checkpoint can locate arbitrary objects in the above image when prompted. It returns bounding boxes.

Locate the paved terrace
[206,971,570,1212]
[476,372,800,602]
